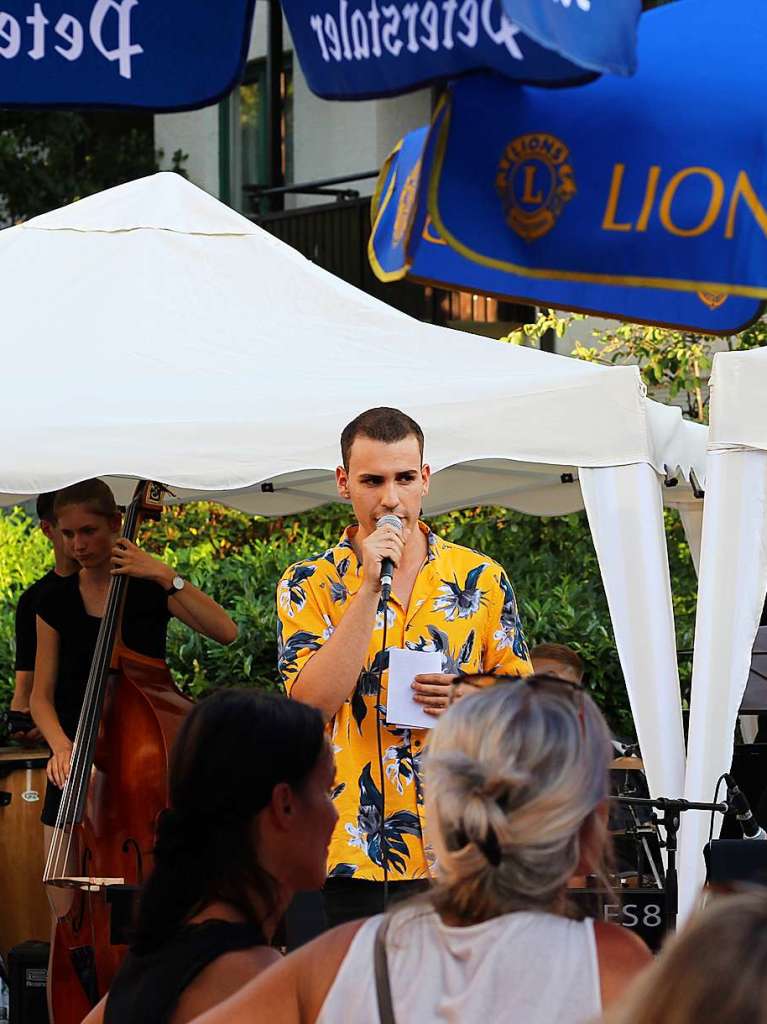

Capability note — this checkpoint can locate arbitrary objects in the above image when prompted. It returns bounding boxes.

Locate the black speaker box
[704,839,767,885]
[7,941,48,1024]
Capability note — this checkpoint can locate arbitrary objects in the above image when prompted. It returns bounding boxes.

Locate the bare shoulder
[290,920,366,987]
[203,944,281,983]
[191,920,367,1024]
[595,919,653,965]
[594,920,653,1008]
[287,920,368,1022]
[311,919,367,958]
[172,946,280,1024]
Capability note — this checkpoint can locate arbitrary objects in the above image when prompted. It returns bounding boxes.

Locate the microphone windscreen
[377,514,403,532]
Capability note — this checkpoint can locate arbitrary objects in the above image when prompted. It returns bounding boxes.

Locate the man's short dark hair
[36,491,57,524]
[340,407,424,470]
[530,643,585,680]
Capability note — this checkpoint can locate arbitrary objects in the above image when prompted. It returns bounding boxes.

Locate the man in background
[8,492,77,743]
[530,642,584,685]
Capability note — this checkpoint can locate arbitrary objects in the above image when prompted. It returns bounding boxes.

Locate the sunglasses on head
[524,672,587,729]
[448,671,586,710]
[524,673,585,694]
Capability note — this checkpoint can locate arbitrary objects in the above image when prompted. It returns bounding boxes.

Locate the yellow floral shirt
[276,522,532,882]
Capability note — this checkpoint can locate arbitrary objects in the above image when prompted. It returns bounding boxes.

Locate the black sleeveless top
[37,573,170,739]
[104,920,266,1024]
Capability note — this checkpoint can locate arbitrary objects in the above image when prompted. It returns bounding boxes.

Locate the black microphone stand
[616,795,728,933]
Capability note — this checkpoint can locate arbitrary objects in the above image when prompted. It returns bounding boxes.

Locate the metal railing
[246,169,379,205]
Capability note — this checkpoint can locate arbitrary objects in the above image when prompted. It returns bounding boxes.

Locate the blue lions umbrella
[281,0,600,100]
[369,119,765,334]
[418,0,767,303]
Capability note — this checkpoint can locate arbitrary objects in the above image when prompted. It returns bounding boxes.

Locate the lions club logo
[496,133,576,241]
[697,290,728,310]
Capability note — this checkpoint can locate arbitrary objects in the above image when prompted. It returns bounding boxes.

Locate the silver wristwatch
[165,574,185,597]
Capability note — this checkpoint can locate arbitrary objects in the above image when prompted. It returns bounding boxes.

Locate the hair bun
[425,681,613,922]
[477,774,515,810]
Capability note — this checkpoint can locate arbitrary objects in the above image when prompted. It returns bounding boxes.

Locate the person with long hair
[191,674,651,1024]
[29,478,237,828]
[605,890,767,1024]
[82,688,337,1024]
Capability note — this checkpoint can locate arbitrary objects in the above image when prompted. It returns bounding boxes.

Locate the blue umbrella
[500,0,642,76]
[369,118,765,334]
[281,0,601,99]
[0,0,255,111]
[418,0,767,303]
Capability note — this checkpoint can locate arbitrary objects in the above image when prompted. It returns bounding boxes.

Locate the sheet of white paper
[386,648,443,730]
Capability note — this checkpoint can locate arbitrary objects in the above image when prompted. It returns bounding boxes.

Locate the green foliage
[0,110,188,222]
[136,503,355,695]
[433,505,696,734]
[0,499,698,739]
[0,510,54,712]
[500,309,579,347]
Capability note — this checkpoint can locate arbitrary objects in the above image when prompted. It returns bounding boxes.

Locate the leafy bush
[0,509,56,713]
[0,501,697,739]
[430,505,696,733]
[0,110,188,223]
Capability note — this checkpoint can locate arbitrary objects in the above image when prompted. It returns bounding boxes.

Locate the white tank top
[316,905,601,1024]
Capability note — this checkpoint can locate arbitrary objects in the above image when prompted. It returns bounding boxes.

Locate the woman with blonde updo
[192,675,651,1024]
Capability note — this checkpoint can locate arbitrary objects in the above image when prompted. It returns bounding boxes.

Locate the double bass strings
[45,489,142,888]
[47,573,122,883]
[45,549,126,884]
[46,508,135,884]
[54,489,142,881]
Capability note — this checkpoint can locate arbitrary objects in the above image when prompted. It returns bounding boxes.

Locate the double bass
[43,481,194,1024]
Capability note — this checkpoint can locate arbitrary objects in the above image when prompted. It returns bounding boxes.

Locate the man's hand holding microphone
[363,514,468,718]
[363,513,407,602]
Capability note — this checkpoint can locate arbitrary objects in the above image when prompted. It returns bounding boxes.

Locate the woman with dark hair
[83,688,337,1024]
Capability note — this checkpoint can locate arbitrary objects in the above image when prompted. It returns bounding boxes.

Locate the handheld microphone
[725,774,767,840]
[376,514,402,602]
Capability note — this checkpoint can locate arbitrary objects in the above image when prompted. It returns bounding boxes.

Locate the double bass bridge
[45,875,125,893]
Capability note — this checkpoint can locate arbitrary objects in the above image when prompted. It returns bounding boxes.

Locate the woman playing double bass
[30,478,237,826]
[29,477,236,823]
[29,477,237,1024]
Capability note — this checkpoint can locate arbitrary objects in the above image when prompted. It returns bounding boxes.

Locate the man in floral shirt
[277,407,531,926]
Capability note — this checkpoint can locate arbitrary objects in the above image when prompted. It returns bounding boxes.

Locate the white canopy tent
[0,172,704,805]
[679,347,767,918]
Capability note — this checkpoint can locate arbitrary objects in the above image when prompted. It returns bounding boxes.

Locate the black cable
[709,774,728,844]
[375,599,389,912]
